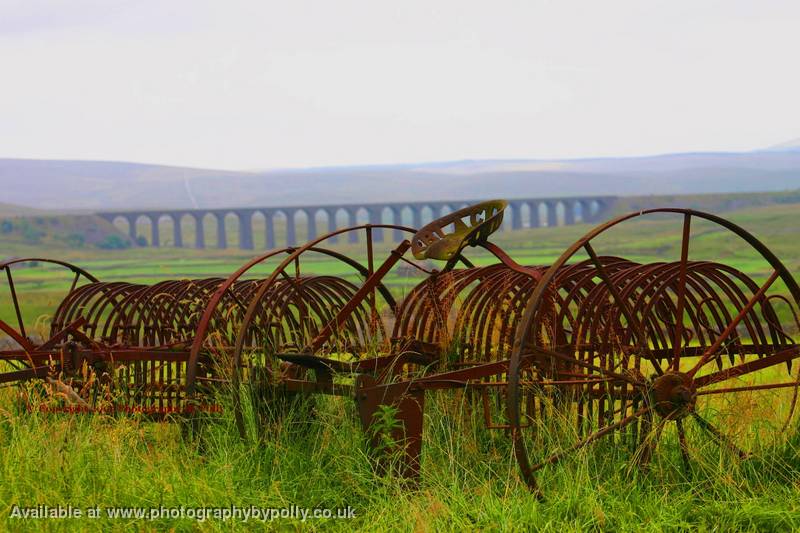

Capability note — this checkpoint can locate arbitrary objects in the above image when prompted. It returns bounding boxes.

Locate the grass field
[4,384,800,532]
[1,201,800,530]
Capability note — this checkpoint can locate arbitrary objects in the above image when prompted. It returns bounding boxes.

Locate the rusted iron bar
[307,240,411,353]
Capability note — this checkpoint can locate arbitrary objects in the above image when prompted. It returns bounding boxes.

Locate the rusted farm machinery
[1,200,799,495]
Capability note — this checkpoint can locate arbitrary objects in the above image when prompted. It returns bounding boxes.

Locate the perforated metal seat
[411,200,507,260]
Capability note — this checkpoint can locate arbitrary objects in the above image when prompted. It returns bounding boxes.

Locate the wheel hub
[651,372,696,419]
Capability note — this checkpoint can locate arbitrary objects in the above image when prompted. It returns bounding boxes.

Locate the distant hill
[0,159,253,211]
[767,138,800,151]
[1,148,800,211]
[0,202,47,216]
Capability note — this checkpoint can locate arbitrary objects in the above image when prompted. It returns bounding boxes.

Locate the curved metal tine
[530,406,651,473]
[691,412,749,459]
[365,226,378,328]
[583,242,664,376]
[293,255,310,342]
[688,270,780,378]
[672,214,691,371]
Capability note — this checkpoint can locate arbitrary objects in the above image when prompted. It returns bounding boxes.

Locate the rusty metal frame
[1,204,798,499]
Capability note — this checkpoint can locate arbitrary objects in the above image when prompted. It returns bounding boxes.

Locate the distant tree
[63,233,85,248]
[0,220,12,234]
[96,235,131,250]
[19,221,45,244]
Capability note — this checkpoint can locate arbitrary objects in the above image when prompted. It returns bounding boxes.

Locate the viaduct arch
[98,196,617,250]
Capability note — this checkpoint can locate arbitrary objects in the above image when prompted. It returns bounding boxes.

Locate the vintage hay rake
[1,200,799,495]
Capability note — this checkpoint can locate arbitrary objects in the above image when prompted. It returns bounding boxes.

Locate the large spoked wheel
[508,209,800,494]
[0,258,99,391]
[0,258,116,413]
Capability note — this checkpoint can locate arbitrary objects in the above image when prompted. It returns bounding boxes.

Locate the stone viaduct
[97,196,616,250]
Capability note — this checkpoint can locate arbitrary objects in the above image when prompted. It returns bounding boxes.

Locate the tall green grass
[3,377,800,531]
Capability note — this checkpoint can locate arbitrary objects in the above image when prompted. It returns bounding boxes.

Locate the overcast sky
[1,0,798,170]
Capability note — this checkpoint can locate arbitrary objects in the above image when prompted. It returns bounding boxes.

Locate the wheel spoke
[676,419,691,474]
[635,411,666,469]
[688,270,780,378]
[695,346,800,388]
[583,242,663,376]
[531,406,650,473]
[672,214,691,371]
[697,380,800,395]
[527,346,644,385]
[691,412,749,459]
[5,268,26,340]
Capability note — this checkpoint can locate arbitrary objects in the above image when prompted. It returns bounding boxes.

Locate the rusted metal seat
[411,200,507,260]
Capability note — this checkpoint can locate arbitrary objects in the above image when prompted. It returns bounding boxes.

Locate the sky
[1,0,799,170]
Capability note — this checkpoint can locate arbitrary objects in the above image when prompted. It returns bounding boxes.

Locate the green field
[2,201,800,530]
